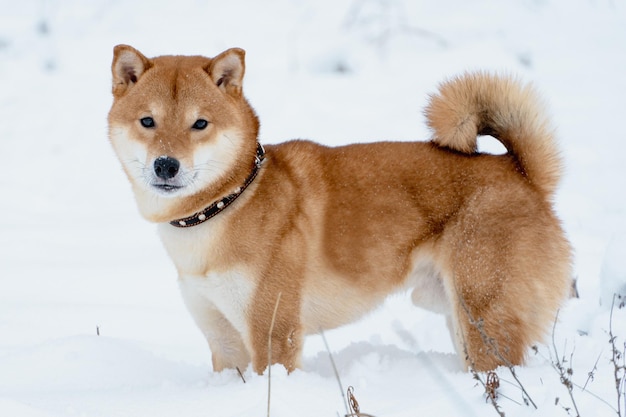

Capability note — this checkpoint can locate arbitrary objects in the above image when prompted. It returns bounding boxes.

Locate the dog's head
[107,45,260,222]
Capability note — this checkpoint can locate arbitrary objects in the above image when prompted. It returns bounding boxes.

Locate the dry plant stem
[345,412,376,416]
[320,330,350,417]
[236,366,246,383]
[551,311,581,417]
[480,377,529,407]
[623,342,626,417]
[348,386,360,415]
[459,319,506,416]
[471,368,505,417]
[610,294,625,417]
[572,380,617,411]
[267,292,282,417]
[536,344,617,412]
[582,352,602,391]
[485,371,500,403]
[457,300,505,416]
[623,339,626,417]
[345,386,377,417]
[481,329,537,409]
[456,288,537,410]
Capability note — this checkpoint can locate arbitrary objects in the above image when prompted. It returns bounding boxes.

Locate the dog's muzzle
[151,156,185,193]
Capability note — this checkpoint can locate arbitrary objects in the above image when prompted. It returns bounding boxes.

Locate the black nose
[154,156,180,179]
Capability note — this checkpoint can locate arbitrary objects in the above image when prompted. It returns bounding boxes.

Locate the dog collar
[169,143,265,228]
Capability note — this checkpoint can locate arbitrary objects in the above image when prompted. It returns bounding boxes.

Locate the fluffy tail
[425,72,562,199]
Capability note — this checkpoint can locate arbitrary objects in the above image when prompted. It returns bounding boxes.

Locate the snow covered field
[1,0,625,416]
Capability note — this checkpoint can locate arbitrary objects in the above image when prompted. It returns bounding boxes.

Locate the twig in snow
[320,330,350,417]
[267,292,282,417]
[572,380,617,411]
[535,342,617,413]
[456,286,537,410]
[582,351,602,391]
[236,366,246,384]
[609,294,626,417]
[348,386,360,414]
[345,385,376,417]
[485,371,500,404]
[550,310,581,417]
[470,367,505,417]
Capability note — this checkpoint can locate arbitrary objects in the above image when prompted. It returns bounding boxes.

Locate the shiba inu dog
[107,45,572,374]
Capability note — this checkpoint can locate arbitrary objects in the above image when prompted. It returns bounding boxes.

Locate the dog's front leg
[179,280,250,372]
[248,286,303,374]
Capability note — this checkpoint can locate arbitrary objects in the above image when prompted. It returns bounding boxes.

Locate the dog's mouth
[151,183,185,194]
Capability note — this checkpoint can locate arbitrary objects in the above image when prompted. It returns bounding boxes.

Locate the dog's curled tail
[425,72,562,199]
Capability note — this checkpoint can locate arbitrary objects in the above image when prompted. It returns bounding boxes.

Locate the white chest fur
[178,270,254,337]
[157,220,224,275]
[157,221,255,339]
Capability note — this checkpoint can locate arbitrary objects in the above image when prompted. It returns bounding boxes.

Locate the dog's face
[108,45,259,221]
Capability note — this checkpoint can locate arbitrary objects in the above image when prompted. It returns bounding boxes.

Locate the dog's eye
[140,117,155,128]
[192,119,209,130]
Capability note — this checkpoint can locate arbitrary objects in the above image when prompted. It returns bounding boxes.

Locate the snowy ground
[1,0,625,416]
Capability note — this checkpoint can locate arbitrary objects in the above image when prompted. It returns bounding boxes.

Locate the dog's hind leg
[439,190,571,371]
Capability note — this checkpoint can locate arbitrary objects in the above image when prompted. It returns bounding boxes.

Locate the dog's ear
[207,48,246,96]
[111,44,152,97]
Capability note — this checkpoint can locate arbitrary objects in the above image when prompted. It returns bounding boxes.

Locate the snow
[1,0,625,416]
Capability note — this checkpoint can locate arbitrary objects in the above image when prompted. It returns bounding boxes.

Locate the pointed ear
[207,48,246,96]
[111,44,152,96]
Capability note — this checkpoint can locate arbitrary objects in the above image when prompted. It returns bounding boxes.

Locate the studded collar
[169,143,265,228]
